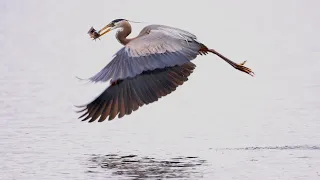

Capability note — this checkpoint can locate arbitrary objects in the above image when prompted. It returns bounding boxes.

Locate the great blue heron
[76,19,254,122]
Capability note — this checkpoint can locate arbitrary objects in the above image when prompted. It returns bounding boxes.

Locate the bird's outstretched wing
[87,25,201,83]
[76,25,201,122]
[77,62,196,122]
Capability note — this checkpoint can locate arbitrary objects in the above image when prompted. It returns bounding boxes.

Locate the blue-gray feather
[88,25,201,83]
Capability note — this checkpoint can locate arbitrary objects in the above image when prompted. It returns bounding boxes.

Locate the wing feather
[118,84,126,118]
[125,81,133,115]
[109,89,119,120]
[130,79,146,106]
[97,91,114,122]
[78,62,196,122]
[87,25,201,83]
[89,102,106,122]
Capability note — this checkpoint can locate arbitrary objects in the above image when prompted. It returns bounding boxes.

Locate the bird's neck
[116,22,132,45]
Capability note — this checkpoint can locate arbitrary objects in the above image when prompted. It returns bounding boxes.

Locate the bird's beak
[98,23,113,37]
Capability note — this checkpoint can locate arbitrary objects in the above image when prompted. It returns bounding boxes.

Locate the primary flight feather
[77,19,254,122]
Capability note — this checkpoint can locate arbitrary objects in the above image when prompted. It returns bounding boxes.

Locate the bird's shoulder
[137,24,198,40]
[124,24,199,51]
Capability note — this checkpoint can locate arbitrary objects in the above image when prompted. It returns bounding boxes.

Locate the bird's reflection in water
[86,154,207,179]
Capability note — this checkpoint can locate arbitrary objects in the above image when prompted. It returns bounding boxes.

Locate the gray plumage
[88,25,201,83]
[77,19,254,122]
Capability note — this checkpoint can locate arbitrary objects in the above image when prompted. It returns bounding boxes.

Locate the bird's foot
[235,60,255,76]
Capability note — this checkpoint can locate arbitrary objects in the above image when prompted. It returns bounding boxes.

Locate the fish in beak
[88,27,100,40]
[88,23,114,40]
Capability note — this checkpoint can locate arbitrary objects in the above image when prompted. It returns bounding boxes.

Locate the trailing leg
[199,44,254,76]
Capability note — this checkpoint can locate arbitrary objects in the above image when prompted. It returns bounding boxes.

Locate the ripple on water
[217,144,320,151]
[85,154,207,179]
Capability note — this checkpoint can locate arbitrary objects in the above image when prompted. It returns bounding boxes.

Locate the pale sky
[1,1,320,179]
[1,0,320,138]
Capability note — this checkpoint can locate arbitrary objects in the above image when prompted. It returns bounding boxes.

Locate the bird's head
[89,19,128,40]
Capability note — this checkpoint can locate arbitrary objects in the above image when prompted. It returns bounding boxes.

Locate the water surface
[1,0,320,179]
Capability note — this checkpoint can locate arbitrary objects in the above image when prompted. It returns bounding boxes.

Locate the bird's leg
[110,79,122,86]
[207,48,254,76]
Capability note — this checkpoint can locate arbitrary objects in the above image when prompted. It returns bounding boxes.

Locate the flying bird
[76,18,254,122]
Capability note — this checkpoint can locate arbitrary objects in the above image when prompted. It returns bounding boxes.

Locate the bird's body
[78,19,254,122]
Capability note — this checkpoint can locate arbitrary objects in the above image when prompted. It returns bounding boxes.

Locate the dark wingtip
[75,76,92,82]
[74,104,86,108]
[75,107,87,113]
[76,76,84,80]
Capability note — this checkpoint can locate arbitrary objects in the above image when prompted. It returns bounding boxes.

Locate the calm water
[1,0,320,179]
